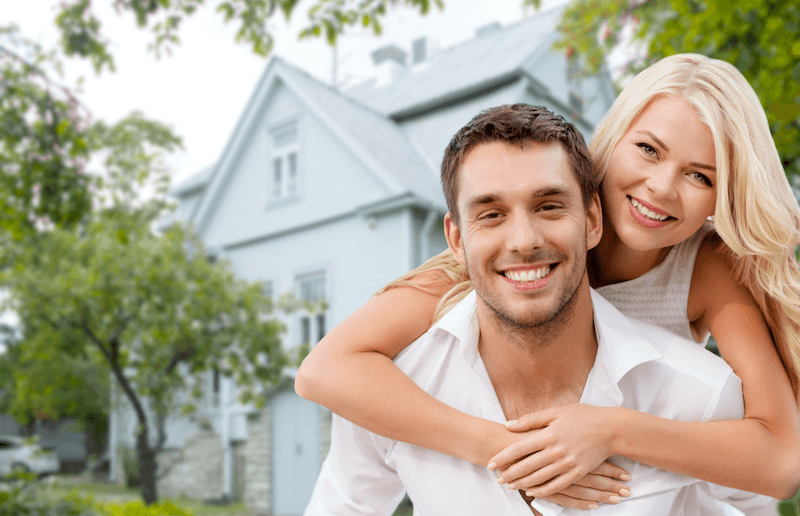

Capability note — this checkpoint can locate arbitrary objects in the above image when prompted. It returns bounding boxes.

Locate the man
[304,105,769,515]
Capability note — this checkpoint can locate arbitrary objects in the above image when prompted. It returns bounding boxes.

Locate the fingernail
[496,476,505,484]
[505,420,518,427]
[608,495,621,504]
[507,483,516,490]
[588,503,599,510]
[488,462,497,470]
[620,473,631,481]
[619,488,631,498]
[525,491,534,497]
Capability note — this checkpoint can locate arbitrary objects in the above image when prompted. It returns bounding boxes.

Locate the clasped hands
[487,403,631,510]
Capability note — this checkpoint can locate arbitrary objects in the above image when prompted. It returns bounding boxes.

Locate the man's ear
[586,193,603,250]
[444,213,467,266]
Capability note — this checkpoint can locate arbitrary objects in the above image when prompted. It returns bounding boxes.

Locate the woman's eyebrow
[636,130,716,172]
[636,130,669,151]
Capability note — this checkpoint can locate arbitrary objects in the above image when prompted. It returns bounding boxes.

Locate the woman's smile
[601,95,717,254]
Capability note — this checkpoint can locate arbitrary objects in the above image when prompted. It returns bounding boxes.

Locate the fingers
[503,462,577,495]
[488,433,545,471]
[592,461,631,481]
[537,493,601,511]
[505,409,555,432]
[572,473,630,497]
[537,482,630,510]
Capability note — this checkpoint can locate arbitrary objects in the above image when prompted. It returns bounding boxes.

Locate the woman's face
[600,95,717,253]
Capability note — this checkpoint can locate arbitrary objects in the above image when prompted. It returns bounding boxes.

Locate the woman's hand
[489,404,623,496]
[536,462,632,510]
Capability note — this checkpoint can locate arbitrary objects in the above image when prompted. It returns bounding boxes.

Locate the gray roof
[170,165,214,197]
[271,58,444,208]
[348,6,563,118]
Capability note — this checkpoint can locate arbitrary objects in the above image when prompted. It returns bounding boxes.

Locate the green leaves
[0,25,94,238]
[557,0,800,183]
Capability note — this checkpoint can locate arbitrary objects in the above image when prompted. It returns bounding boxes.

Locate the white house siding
[223,208,415,338]
[202,83,390,251]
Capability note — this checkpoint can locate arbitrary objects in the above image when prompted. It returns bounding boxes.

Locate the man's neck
[477,284,598,420]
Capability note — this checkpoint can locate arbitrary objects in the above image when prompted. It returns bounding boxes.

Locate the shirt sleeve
[700,372,776,515]
[708,371,745,421]
[304,414,406,516]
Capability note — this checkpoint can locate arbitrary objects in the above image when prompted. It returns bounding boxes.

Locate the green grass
[53,478,252,515]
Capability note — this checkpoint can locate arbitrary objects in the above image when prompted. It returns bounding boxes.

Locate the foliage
[96,500,193,516]
[779,489,800,516]
[0,25,93,238]
[0,472,100,516]
[55,0,442,73]
[555,0,800,181]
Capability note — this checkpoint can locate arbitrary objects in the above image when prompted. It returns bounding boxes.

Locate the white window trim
[267,120,302,207]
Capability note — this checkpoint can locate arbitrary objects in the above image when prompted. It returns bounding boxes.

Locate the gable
[201,81,392,249]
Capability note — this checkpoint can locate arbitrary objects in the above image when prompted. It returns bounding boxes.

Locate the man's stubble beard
[466,237,588,348]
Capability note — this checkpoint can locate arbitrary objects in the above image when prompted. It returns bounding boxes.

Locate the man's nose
[506,214,544,253]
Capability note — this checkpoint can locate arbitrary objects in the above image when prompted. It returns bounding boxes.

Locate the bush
[97,501,193,516]
[0,472,99,516]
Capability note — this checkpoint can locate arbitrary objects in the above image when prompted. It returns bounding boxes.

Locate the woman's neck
[589,219,672,288]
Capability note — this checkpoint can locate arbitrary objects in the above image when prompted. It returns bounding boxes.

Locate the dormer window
[270,122,299,202]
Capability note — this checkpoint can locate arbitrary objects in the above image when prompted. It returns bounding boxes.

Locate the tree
[4,206,288,504]
[0,25,94,238]
[555,0,800,183]
[2,106,289,504]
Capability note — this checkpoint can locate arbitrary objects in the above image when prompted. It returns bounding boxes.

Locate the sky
[4,0,570,185]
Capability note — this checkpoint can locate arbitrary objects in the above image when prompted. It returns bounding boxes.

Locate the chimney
[411,36,440,65]
[371,44,407,86]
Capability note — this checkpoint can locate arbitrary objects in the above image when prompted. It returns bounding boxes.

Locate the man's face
[445,140,602,330]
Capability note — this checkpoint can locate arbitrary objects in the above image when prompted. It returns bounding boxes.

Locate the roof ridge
[274,55,392,121]
[417,5,563,62]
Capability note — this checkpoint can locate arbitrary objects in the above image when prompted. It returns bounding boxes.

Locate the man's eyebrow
[636,130,716,172]
[464,185,574,212]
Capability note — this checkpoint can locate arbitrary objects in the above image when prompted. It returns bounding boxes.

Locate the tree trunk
[136,433,158,505]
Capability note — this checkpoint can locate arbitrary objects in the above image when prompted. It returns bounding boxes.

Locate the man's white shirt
[305,290,772,515]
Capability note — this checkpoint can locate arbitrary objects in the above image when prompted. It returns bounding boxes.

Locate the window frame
[267,119,302,207]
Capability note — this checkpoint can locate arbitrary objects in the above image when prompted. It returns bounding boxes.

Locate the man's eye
[539,204,561,211]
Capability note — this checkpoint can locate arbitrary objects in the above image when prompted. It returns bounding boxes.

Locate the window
[298,271,325,304]
[269,122,299,201]
[296,271,327,347]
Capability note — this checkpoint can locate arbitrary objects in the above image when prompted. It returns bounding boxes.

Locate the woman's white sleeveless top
[595,222,716,345]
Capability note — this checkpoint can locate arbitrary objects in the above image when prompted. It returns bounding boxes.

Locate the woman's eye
[636,142,658,157]
[690,171,713,186]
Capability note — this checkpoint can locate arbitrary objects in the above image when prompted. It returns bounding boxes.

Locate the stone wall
[157,430,224,500]
[243,408,272,515]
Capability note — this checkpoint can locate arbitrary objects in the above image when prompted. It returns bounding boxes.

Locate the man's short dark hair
[442,104,599,224]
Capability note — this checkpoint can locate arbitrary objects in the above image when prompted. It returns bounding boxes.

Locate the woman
[295,54,800,508]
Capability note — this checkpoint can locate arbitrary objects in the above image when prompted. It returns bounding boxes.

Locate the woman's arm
[493,239,800,499]
[294,271,514,465]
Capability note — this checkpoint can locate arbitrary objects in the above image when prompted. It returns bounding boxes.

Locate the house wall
[202,82,390,251]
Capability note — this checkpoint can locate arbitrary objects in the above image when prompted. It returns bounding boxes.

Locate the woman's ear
[586,193,603,250]
[444,213,467,266]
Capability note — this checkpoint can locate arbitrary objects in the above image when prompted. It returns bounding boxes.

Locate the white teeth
[504,265,551,283]
[630,198,668,221]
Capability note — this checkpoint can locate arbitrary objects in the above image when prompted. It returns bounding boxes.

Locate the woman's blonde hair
[591,53,800,394]
[380,53,800,394]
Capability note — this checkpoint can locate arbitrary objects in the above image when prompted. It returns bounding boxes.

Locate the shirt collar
[586,289,663,406]
[430,289,663,404]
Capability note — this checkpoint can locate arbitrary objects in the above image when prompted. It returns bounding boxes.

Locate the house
[108,6,616,514]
